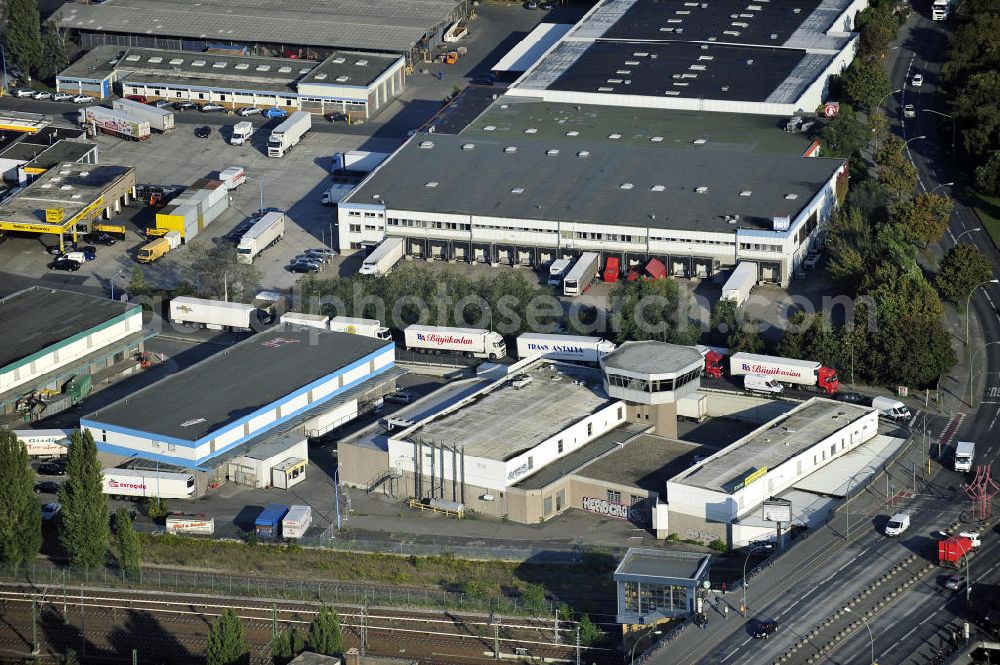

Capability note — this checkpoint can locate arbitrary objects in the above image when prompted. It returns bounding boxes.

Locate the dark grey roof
[348,133,843,233]
[515,424,647,490]
[602,342,704,375]
[299,52,402,88]
[0,287,139,372]
[24,141,98,171]
[614,548,710,581]
[85,328,392,441]
[56,0,463,54]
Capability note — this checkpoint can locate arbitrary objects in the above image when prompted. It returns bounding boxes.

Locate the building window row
[739,242,783,253]
[472,222,555,234]
[649,233,733,246]
[574,231,640,243]
[607,368,700,393]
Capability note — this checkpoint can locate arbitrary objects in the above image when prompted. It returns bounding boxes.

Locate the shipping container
[329,316,391,339]
[79,106,150,141]
[281,505,312,539]
[166,516,215,535]
[255,504,289,539]
[280,312,330,330]
[112,97,175,132]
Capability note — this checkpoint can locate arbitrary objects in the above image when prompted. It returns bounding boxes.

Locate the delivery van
[885,512,910,536]
[744,374,784,394]
[872,396,911,421]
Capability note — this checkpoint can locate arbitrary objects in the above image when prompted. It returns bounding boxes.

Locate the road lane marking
[740,638,752,647]
[901,626,918,642]
[837,561,852,572]
[720,648,740,662]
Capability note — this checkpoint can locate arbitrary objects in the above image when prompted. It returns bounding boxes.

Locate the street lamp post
[930,182,956,196]
[968,341,1000,408]
[628,626,662,665]
[844,607,875,665]
[966,279,999,345]
[741,544,773,616]
[922,109,956,156]
[905,134,926,148]
[874,89,903,153]
[110,269,124,300]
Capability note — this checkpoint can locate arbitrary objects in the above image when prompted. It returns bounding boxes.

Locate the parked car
[293,253,326,264]
[752,620,778,639]
[199,103,225,113]
[194,125,212,138]
[41,503,62,521]
[53,92,75,102]
[902,104,916,118]
[126,94,148,104]
[14,88,37,98]
[152,99,173,108]
[236,106,261,116]
[71,94,94,104]
[49,257,81,272]
[83,232,117,246]
[385,391,415,404]
[540,2,554,8]
[324,112,347,123]
[33,91,52,100]
[307,248,337,258]
[945,575,966,591]
[81,246,98,261]
[38,460,68,475]
[263,107,289,119]
[173,101,197,111]
[34,481,60,494]
[911,73,924,87]
[525,0,539,7]
[289,260,321,273]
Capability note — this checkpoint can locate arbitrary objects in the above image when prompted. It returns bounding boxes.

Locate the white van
[885,512,910,536]
[872,396,911,421]
[744,374,784,394]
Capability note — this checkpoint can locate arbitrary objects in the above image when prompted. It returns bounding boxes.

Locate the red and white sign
[14,430,70,457]
[738,361,809,381]
[824,102,840,118]
[166,517,215,535]
[417,333,473,346]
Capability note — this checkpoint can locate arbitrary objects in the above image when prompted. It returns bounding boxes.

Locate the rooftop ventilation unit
[278,66,292,73]
[625,60,641,66]
[695,186,708,194]
[608,133,621,139]
[333,57,346,64]
[785,193,798,200]
[651,185,666,192]
[419,141,435,149]
[483,125,496,131]
[616,69,632,75]
[256,64,271,71]
[503,146,518,153]
[566,131,579,136]
[510,187,525,194]
[577,150,590,157]
[314,73,327,80]
[524,128,538,134]
[169,58,184,65]
[192,60,206,67]
[607,78,623,84]
[234,63,249,70]
[125,54,141,62]
[546,149,560,156]
[425,181,439,188]
[299,67,312,74]
[461,143,475,150]
[620,183,634,190]
[213,62,227,68]
[355,59,368,66]
[651,136,663,142]
[598,87,614,92]
[633,52,649,57]
[746,59,754,66]
[336,75,350,82]
[740,190,752,196]
[148,56,163,64]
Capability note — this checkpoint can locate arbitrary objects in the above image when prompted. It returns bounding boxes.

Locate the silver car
[33,90,52,100]
[53,92,75,101]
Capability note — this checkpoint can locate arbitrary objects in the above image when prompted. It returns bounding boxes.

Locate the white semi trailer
[267,111,311,157]
[169,296,256,330]
[330,316,391,340]
[102,468,195,499]
[236,212,285,264]
[516,333,615,364]
[404,325,506,359]
[359,237,405,276]
[112,97,175,132]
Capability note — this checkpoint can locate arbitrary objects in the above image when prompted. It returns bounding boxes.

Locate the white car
[72,94,94,104]
[236,106,261,116]
[911,73,924,87]
[902,104,916,118]
[52,92,75,102]
[199,103,225,112]
[33,90,52,100]
[41,502,61,521]
[14,88,36,98]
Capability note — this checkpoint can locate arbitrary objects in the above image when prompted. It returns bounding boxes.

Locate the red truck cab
[817,366,839,394]
[604,257,620,283]
[703,349,725,378]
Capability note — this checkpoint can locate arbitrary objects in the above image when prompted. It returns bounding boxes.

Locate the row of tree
[206,605,343,665]
[4,0,71,83]
[0,428,141,575]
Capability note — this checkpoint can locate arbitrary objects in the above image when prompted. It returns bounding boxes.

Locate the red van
[603,256,620,283]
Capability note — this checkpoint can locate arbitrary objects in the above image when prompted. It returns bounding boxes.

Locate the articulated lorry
[102,468,195,500]
[516,333,615,364]
[404,325,506,359]
[79,106,150,141]
[169,296,256,330]
[359,237,405,276]
[112,98,174,132]
[563,252,600,296]
[267,111,311,158]
[707,351,840,395]
[236,211,285,264]
[721,262,758,307]
[330,316,391,340]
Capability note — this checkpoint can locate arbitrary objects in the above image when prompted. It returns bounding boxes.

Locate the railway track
[0,582,618,665]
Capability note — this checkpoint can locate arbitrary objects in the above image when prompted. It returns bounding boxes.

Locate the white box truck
[236,211,285,264]
[102,468,195,499]
[267,111,311,157]
[281,312,330,330]
[359,237,404,276]
[404,325,507,359]
[219,166,246,190]
[548,259,571,286]
[281,505,312,539]
[676,393,708,422]
[885,512,910,536]
[516,333,615,364]
[169,296,256,330]
[721,261,757,307]
[13,429,71,457]
[230,121,254,145]
[80,106,150,141]
[330,316,391,340]
[332,151,390,176]
[112,97,175,132]
[563,252,600,296]
[954,441,975,472]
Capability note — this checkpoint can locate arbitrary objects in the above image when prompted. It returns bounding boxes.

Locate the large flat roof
[602,342,703,375]
[672,398,876,493]
[86,328,391,442]
[460,98,819,154]
[348,133,843,233]
[577,433,698,495]
[56,0,463,54]
[515,424,647,491]
[0,287,139,372]
[404,362,611,461]
[0,163,134,230]
[614,548,710,581]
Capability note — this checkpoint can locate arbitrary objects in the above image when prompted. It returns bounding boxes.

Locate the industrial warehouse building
[58,46,406,119]
[0,287,143,426]
[81,327,404,495]
[0,127,98,185]
[0,163,136,248]
[510,0,864,116]
[54,0,468,63]
[339,120,846,286]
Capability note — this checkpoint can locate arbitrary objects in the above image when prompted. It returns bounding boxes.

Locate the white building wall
[279,393,309,417]
[311,374,342,401]
[248,410,278,432]
[1,310,141,394]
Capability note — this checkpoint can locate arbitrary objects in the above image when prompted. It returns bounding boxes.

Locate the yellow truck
[137,231,181,263]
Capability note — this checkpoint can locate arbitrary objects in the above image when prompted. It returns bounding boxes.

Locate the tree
[936,243,995,302]
[0,428,42,568]
[710,300,764,353]
[856,4,896,59]
[36,24,71,82]
[521,583,547,613]
[114,507,142,576]
[59,429,110,569]
[942,7,1000,84]
[5,0,42,78]
[840,57,892,112]
[777,313,842,368]
[271,627,306,665]
[609,278,698,345]
[975,151,1000,195]
[129,266,150,298]
[307,607,343,656]
[874,136,919,200]
[577,615,602,647]
[62,649,80,665]
[186,244,262,304]
[953,70,1000,158]
[825,207,873,295]
[892,192,953,245]
[207,608,250,665]
[820,105,869,159]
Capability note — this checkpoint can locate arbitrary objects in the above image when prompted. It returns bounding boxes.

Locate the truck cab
[744,374,783,394]
[885,512,910,536]
[816,366,839,394]
[954,441,975,472]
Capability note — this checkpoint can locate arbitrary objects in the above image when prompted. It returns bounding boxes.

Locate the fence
[0,560,562,616]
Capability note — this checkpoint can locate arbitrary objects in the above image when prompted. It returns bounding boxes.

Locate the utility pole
[576,626,581,665]
[133,649,138,665]
[31,597,39,655]
[361,605,368,657]
[554,607,559,643]
[272,603,277,641]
